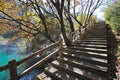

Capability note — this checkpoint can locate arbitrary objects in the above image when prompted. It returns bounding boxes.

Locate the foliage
[72,0,104,27]
[77,14,98,25]
[74,14,98,29]
[0,0,104,50]
[104,1,120,35]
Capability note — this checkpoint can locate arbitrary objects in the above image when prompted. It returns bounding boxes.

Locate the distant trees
[104,0,120,35]
[72,0,104,27]
[76,14,98,26]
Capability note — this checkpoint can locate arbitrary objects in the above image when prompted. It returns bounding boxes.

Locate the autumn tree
[0,0,106,49]
[18,0,75,46]
[0,0,59,52]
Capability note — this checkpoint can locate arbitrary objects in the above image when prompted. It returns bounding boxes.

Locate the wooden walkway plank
[57,58,108,77]
[51,62,92,80]
[44,69,62,80]
[64,49,107,60]
[63,53,108,67]
[68,47,107,54]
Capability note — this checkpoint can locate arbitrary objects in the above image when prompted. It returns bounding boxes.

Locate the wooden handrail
[18,49,60,78]
[69,23,94,42]
[0,64,9,72]
[16,40,60,66]
[0,40,60,72]
[71,29,79,35]
[0,40,62,80]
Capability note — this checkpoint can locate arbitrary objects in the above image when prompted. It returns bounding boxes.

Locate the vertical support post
[8,59,18,80]
[59,39,63,58]
[90,20,92,27]
[79,27,82,40]
[69,32,72,43]
[88,23,90,31]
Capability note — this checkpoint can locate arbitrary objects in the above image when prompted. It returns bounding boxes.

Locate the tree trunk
[60,20,71,47]
[59,12,71,47]
[68,16,74,32]
[50,0,71,47]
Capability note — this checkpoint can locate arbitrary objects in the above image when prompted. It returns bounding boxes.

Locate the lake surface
[0,44,24,80]
[0,50,21,66]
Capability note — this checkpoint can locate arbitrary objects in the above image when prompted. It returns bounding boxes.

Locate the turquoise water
[0,50,21,66]
[0,42,42,80]
[0,48,41,80]
[0,49,23,80]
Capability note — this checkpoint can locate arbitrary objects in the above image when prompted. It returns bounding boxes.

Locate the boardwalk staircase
[37,23,108,80]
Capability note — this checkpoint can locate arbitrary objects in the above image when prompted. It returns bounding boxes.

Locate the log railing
[69,23,94,43]
[0,40,63,80]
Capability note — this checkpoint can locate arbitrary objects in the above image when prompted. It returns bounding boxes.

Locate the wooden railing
[0,40,63,80]
[69,23,94,43]
[0,22,95,80]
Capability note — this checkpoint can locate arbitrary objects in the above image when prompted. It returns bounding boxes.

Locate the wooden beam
[0,64,9,72]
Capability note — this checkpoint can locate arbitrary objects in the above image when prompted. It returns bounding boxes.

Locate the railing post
[8,59,18,80]
[79,27,82,39]
[59,39,63,58]
[69,32,73,43]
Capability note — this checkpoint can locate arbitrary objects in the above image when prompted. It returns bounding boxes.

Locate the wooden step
[65,48,107,56]
[68,47,107,54]
[72,44,107,49]
[64,49,107,60]
[83,38,107,40]
[37,72,52,80]
[74,41,107,44]
[57,58,108,78]
[51,61,92,80]
[37,67,63,80]
[77,40,107,42]
[63,54,108,67]
[73,42,107,45]
[84,36,107,38]
[86,33,106,34]
[44,69,62,80]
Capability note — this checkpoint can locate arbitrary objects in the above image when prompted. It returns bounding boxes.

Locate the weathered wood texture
[37,23,108,80]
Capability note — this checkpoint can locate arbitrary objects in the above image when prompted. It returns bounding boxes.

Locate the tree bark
[50,0,71,47]
[60,18,71,47]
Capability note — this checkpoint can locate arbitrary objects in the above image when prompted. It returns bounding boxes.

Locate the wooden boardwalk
[37,23,108,80]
